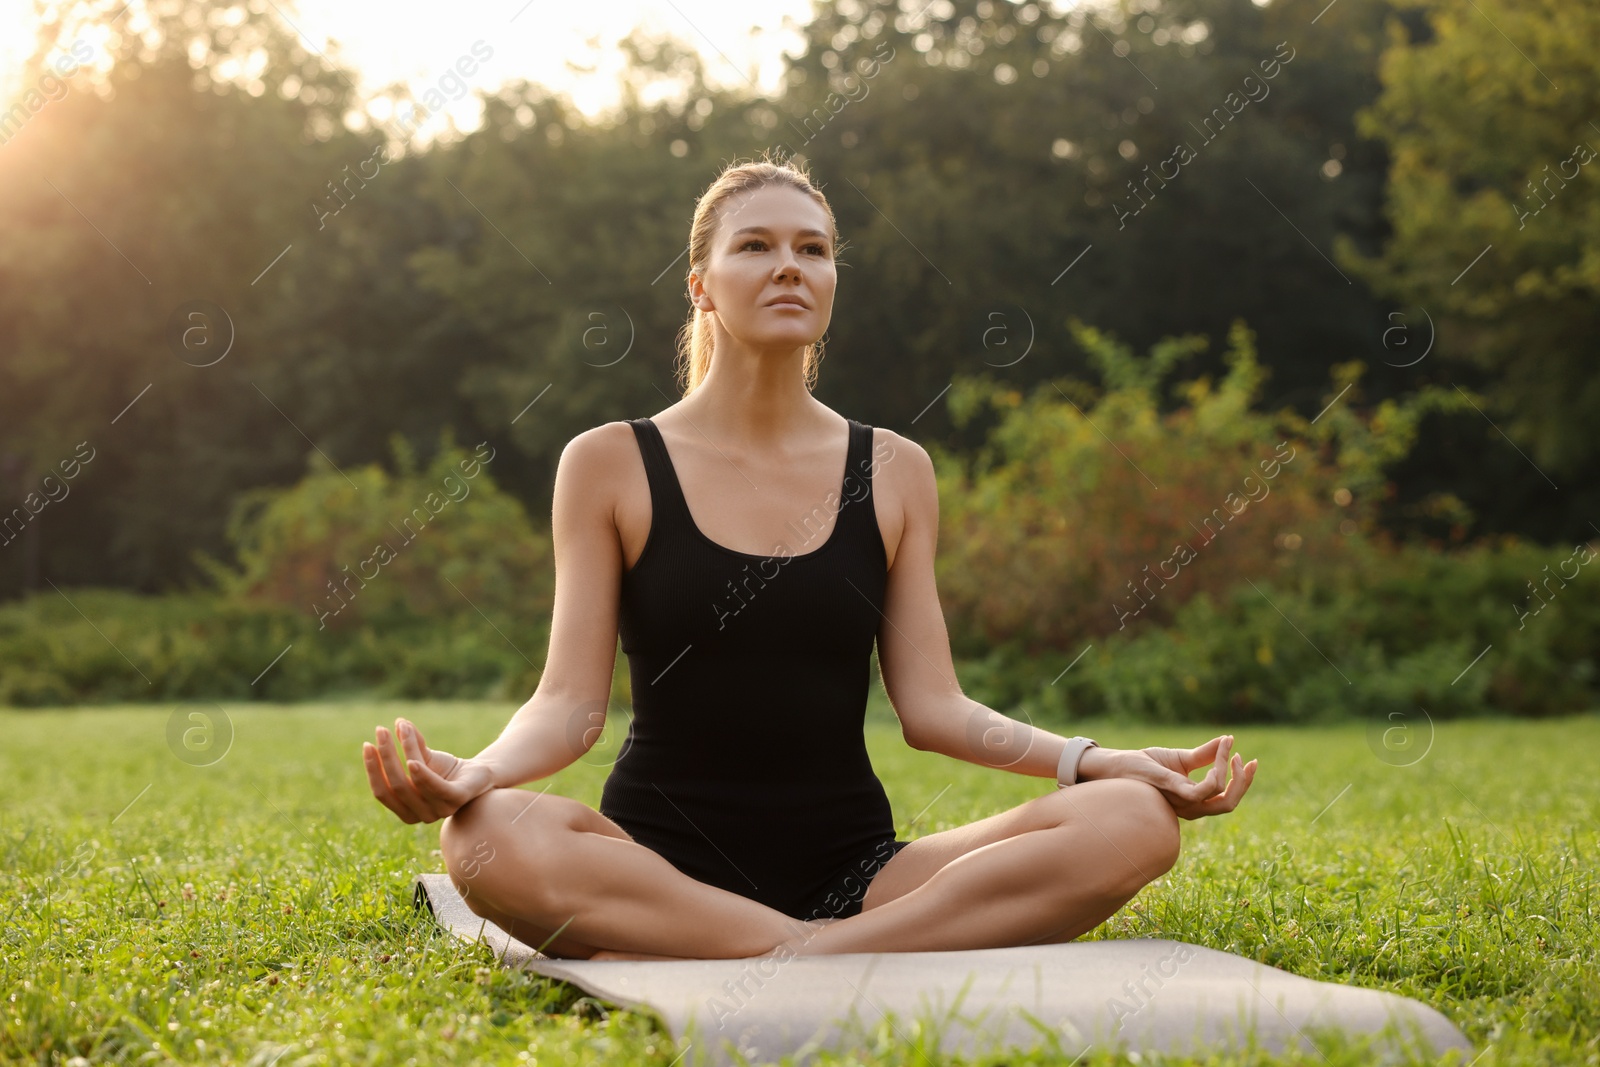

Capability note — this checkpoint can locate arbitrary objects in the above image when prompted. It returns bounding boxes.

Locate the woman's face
[690,183,836,353]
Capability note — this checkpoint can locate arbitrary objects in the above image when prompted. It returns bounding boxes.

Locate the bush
[198,430,552,632]
[960,535,1600,724]
[0,586,556,706]
[1,430,558,706]
[932,319,1473,657]
[928,319,1594,722]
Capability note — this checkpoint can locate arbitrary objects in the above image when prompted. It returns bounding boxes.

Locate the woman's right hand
[362,717,495,824]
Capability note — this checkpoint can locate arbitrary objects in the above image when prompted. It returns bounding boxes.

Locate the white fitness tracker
[1056,735,1099,788]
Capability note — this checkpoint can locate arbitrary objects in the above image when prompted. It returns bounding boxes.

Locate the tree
[0,0,495,594]
[1342,0,1600,485]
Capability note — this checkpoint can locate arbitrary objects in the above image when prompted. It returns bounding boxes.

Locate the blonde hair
[674,152,843,398]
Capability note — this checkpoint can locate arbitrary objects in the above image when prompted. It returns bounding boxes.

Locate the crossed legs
[437,778,1180,960]
[437,787,804,960]
[787,778,1179,956]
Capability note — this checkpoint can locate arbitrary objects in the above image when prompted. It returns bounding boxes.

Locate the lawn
[3,698,1596,1066]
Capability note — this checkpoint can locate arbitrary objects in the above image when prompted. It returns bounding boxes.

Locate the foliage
[956,533,1600,725]
[931,319,1473,654]
[1341,0,1600,475]
[0,0,499,595]
[0,430,560,706]
[0,586,561,706]
[14,0,1559,603]
[196,430,550,631]
[2,704,1597,1064]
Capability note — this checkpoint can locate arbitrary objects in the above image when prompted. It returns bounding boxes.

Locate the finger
[1211,750,1248,808]
[362,742,416,823]
[1226,756,1258,808]
[404,718,461,783]
[1185,734,1233,800]
[1192,755,1257,816]
[1157,766,1203,795]
[1150,747,1218,803]
[1212,753,1246,812]
[408,755,454,793]
[396,719,426,765]
[408,757,466,814]
[374,726,429,821]
[361,740,397,802]
[1121,748,1191,793]
[1216,735,1236,784]
[1154,761,1217,801]
[373,730,428,822]
[362,740,390,793]
[408,719,435,763]
[1180,736,1225,772]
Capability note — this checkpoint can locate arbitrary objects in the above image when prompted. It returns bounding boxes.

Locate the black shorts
[790,837,910,921]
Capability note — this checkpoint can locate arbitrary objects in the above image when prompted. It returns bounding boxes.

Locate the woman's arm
[363,424,633,820]
[464,424,633,789]
[911,705,1255,819]
[870,430,972,753]
[466,690,604,791]
[871,431,1255,819]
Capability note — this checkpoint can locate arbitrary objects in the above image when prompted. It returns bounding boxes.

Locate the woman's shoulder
[861,424,921,468]
[559,420,649,477]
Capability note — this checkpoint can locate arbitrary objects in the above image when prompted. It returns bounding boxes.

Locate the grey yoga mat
[413,873,1473,1067]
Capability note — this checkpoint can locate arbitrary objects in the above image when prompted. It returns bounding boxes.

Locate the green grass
[3,698,1597,1066]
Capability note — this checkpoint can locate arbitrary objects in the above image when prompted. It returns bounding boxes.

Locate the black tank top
[598,415,897,919]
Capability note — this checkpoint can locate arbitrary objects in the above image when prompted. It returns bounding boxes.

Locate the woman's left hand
[1076,735,1256,820]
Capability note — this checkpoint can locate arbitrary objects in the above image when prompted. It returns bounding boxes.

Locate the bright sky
[0,0,820,139]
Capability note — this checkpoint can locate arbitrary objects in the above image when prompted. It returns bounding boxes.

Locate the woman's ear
[688,267,720,313]
[688,270,714,312]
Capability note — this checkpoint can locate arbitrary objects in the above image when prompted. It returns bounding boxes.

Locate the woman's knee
[1120,779,1181,878]
[1084,779,1181,882]
[438,789,502,870]
[439,789,569,912]
[441,793,540,895]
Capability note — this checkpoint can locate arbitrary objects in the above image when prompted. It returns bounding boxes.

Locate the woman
[362,155,1256,962]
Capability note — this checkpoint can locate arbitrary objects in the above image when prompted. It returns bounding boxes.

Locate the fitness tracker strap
[1056,735,1099,788]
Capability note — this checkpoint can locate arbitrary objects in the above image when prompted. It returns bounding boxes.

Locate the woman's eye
[739,240,829,254]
